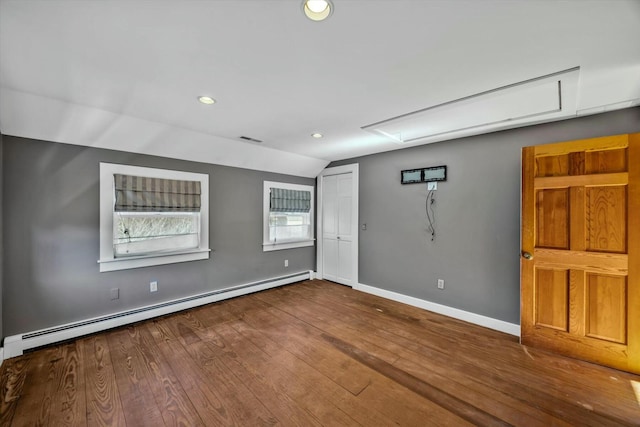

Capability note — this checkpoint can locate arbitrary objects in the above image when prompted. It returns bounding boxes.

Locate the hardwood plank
[10,347,63,426]
[146,319,253,426]
[257,285,569,426]
[585,147,627,174]
[534,172,627,189]
[268,284,581,426]
[222,316,412,426]
[195,305,382,425]
[339,278,639,421]
[521,146,536,340]
[585,274,627,344]
[534,268,569,331]
[218,318,399,427]
[199,320,355,426]
[122,323,207,426]
[2,279,640,426]
[568,269,586,337]
[0,355,31,426]
[240,294,478,425]
[317,277,630,385]
[627,132,640,371]
[294,281,640,424]
[324,333,509,426]
[535,154,568,177]
[48,341,87,426]
[533,134,629,156]
[534,249,627,274]
[150,315,280,426]
[568,151,585,176]
[222,296,374,396]
[191,327,323,427]
[536,189,569,249]
[586,186,627,253]
[106,327,165,427]
[81,335,127,427]
[225,293,475,424]
[256,289,401,363]
[569,186,586,251]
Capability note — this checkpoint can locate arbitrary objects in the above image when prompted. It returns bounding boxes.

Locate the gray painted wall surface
[2,136,315,337]
[0,133,3,341]
[330,108,640,324]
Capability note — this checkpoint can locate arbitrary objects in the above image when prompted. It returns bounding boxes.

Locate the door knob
[522,251,533,260]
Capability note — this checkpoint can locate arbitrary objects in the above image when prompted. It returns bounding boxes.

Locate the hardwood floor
[1,279,640,426]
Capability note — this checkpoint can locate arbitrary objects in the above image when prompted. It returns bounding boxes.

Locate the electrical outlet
[428,182,438,191]
[437,279,445,290]
[150,280,158,292]
[284,259,289,267]
[110,288,119,300]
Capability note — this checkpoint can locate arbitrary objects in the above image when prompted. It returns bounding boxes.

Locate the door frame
[316,163,359,286]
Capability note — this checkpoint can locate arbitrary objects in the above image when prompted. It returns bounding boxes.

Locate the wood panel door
[521,133,640,374]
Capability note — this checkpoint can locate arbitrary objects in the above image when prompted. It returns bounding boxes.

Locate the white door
[318,165,358,287]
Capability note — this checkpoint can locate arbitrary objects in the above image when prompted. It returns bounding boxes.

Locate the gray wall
[2,136,315,337]
[0,133,3,341]
[330,108,640,325]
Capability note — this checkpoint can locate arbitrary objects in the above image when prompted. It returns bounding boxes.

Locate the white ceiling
[1,0,639,177]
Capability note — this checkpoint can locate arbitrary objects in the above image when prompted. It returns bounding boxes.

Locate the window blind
[270,188,311,212]
[114,174,201,212]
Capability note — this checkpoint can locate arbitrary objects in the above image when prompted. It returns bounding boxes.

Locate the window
[113,211,200,257]
[99,163,210,272]
[263,181,314,251]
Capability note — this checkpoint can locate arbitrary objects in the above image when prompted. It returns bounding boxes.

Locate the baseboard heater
[3,271,312,359]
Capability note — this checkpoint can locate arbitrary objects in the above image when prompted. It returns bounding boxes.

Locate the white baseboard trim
[2,271,311,360]
[353,283,521,336]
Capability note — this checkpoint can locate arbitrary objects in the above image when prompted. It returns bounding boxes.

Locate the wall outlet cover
[150,281,158,292]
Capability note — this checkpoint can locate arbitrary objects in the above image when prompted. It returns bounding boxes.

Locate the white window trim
[263,180,315,252]
[98,162,210,272]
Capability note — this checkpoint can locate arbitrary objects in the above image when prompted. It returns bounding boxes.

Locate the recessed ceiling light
[302,0,334,21]
[198,96,216,105]
[311,133,324,138]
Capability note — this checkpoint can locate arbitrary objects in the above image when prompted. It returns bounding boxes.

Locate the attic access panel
[364,67,580,145]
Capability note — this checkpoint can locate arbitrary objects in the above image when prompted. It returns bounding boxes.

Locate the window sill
[98,248,211,272]
[262,240,315,252]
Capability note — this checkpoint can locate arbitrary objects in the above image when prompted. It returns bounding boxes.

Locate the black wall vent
[239,136,263,143]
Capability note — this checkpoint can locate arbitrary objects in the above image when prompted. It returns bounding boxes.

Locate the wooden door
[322,172,356,286]
[521,133,639,374]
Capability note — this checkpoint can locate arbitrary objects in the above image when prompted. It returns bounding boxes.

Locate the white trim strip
[354,283,521,336]
[2,272,310,360]
[99,163,210,272]
[262,240,315,252]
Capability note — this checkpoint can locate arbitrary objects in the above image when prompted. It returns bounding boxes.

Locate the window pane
[268,211,311,242]
[114,212,200,257]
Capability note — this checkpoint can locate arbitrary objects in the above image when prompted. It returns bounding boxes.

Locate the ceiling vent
[238,136,263,144]
[362,67,580,145]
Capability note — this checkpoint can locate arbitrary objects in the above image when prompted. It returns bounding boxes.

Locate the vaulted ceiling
[1,0,639,177]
